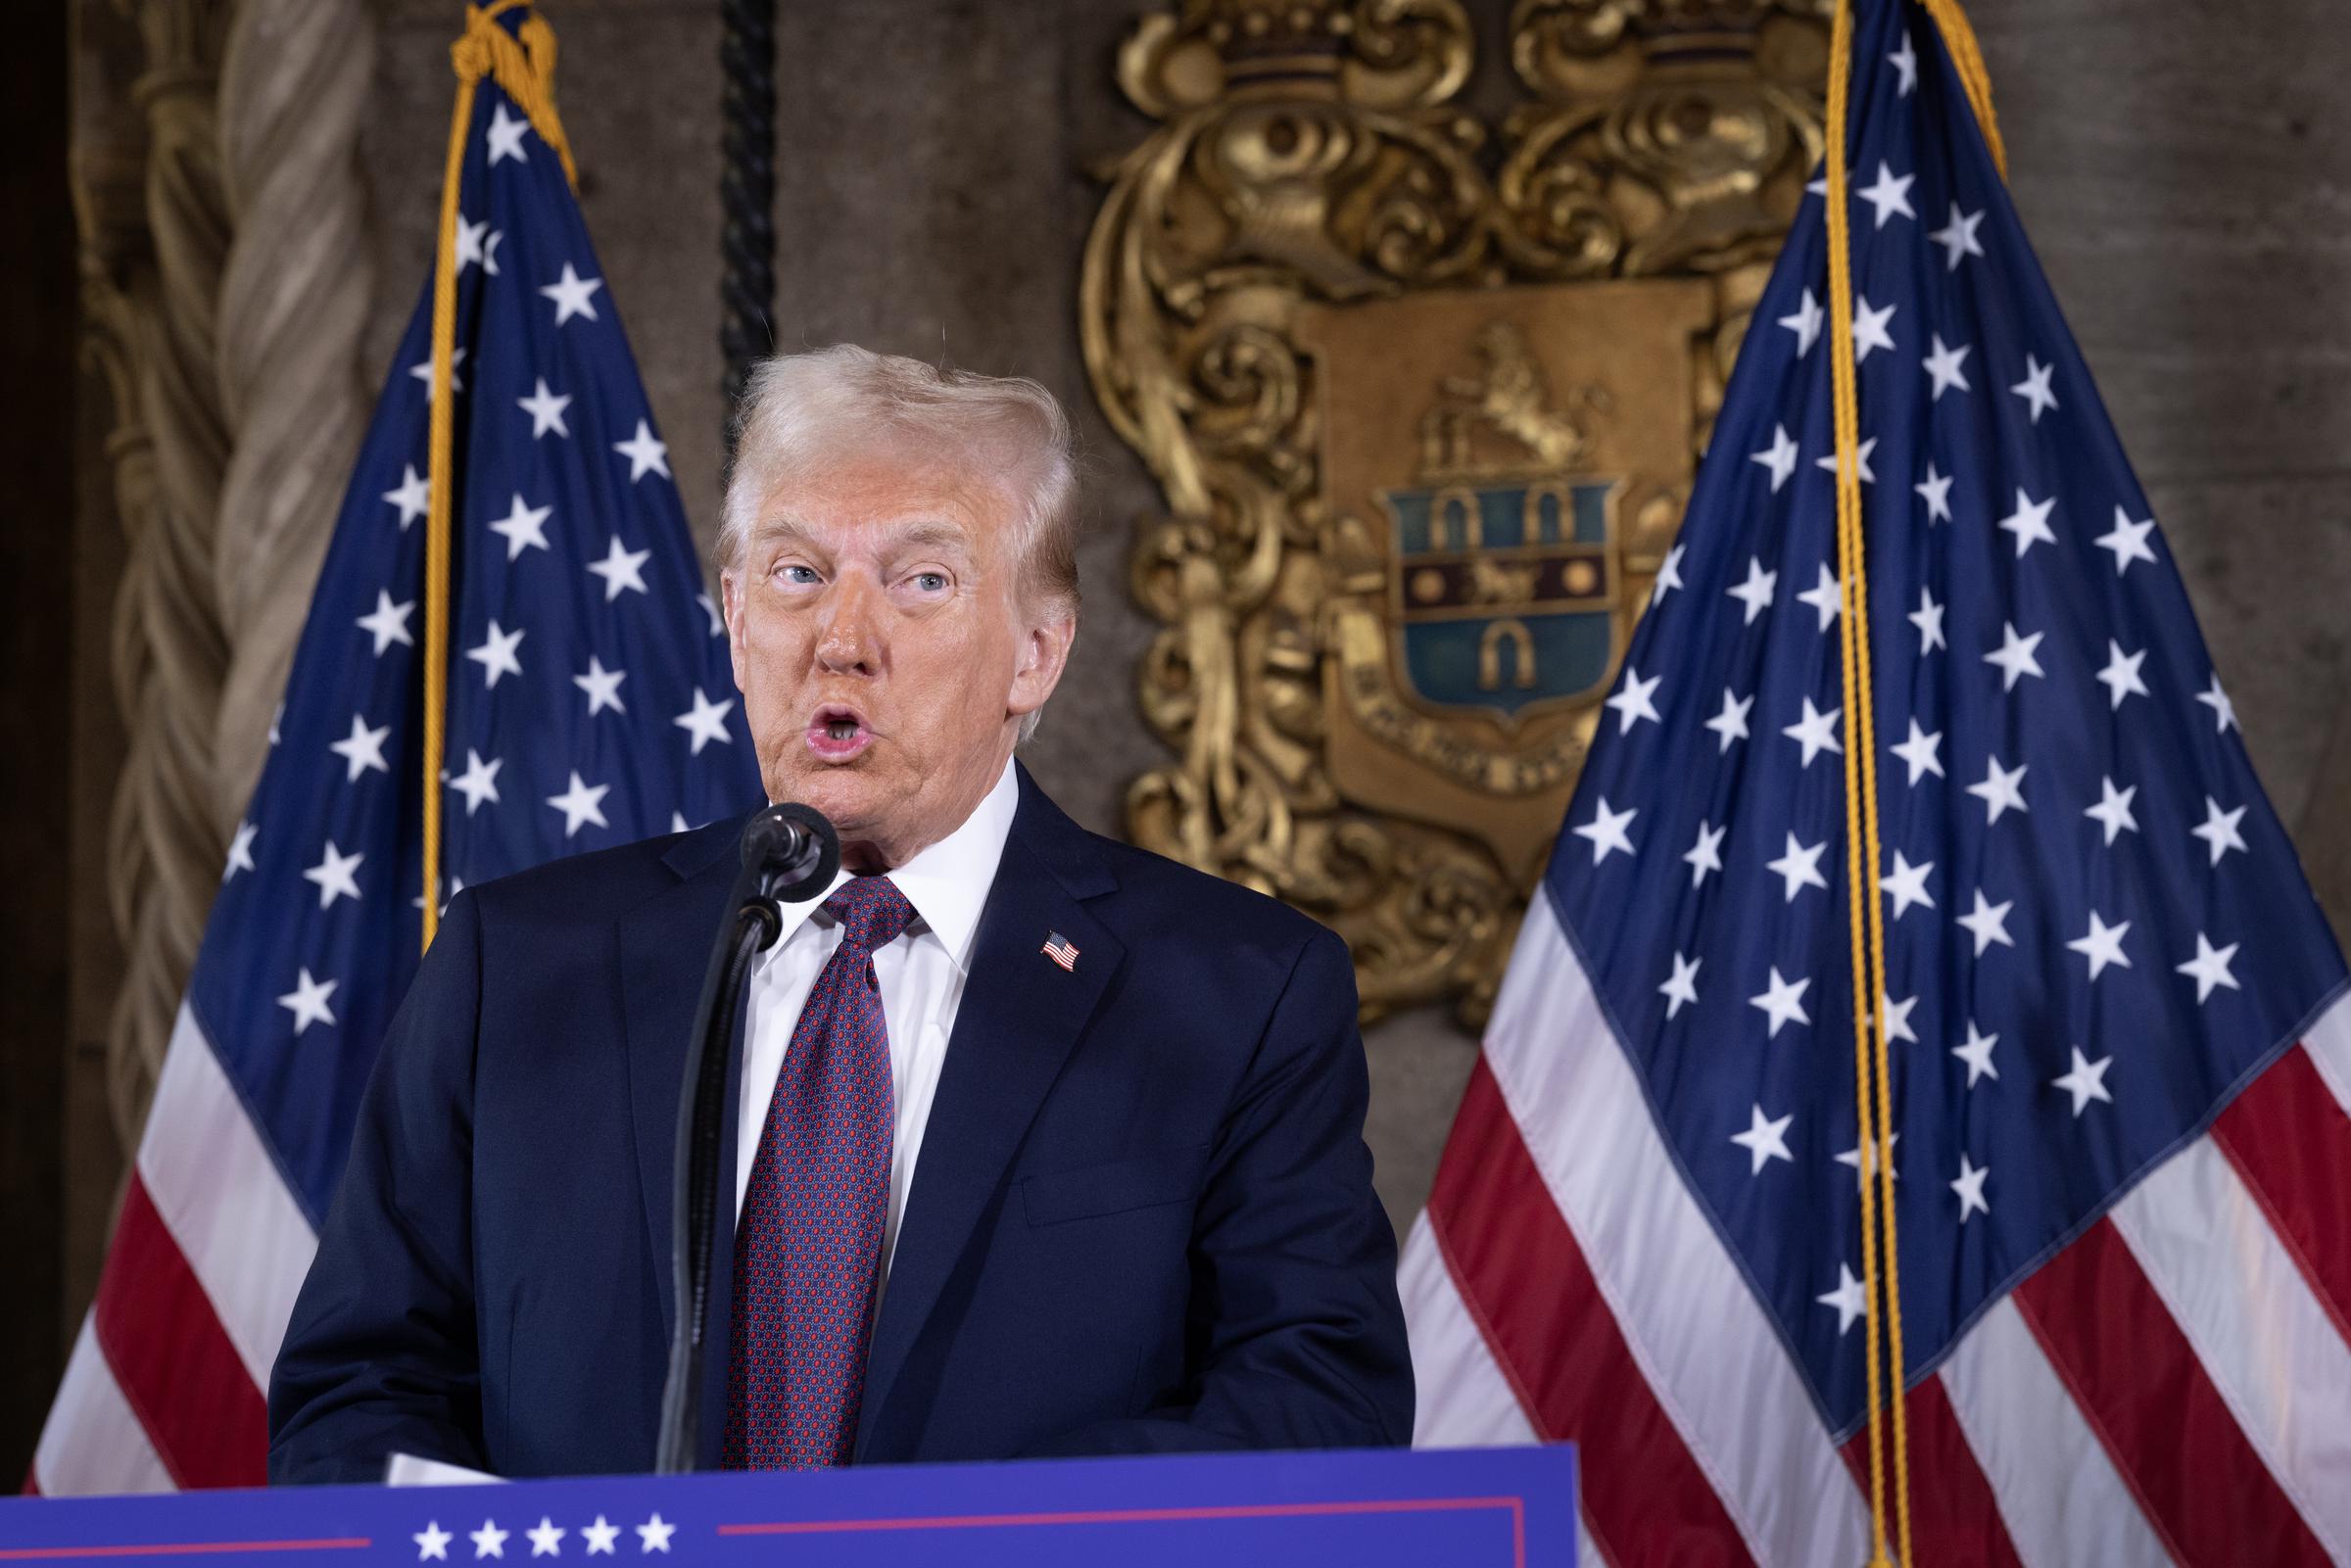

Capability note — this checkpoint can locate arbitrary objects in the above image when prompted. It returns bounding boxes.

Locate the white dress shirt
[733,757,1018,1299]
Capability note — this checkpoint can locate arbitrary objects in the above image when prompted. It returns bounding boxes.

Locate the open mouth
[805,703,874,761]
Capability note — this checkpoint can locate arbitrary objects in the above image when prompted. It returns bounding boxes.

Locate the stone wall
[359,0,2351,1234]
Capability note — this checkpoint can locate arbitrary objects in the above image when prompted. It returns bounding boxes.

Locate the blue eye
[779,564,819,585]
[913,572,948,593]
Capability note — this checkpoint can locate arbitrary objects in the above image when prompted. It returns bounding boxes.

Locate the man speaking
[267,346,1412,1479]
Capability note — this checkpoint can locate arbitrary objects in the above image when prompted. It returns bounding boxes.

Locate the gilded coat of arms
[1082,0,1828,1021]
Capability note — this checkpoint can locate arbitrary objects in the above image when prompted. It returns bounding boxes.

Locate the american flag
[1401,4,2351,1565]
[30,29,760,1494]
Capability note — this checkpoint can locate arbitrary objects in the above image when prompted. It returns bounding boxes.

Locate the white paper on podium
[385,1452,504,1487]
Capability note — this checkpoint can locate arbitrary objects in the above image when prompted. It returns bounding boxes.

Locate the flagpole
[420,2,580,950]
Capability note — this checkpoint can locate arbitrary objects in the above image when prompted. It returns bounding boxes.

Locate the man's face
[720,443,1074,870]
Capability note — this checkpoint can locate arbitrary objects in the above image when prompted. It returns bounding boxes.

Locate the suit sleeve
[1027,925,1415,1455]
[267,889,489,1484]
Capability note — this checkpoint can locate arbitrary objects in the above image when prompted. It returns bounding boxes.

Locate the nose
[814,572,884,678]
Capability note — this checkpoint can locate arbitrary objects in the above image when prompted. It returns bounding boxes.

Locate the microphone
[653,799,839,1472]
[740,801,840,902]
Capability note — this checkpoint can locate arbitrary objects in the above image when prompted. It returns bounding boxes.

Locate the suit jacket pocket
[1022,1142,1213,1227]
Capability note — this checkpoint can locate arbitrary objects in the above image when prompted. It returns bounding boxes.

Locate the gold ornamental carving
[1082,0,1829,1023]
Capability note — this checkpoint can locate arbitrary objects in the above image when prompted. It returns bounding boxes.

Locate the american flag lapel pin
[1041,929,1080,972]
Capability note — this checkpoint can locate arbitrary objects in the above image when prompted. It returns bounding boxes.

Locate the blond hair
[719,345,1080,619]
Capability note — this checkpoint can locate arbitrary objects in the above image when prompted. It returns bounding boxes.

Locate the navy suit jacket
[268,766,1411,1481]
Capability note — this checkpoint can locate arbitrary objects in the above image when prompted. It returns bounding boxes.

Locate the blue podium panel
[1,1447,1573,1566]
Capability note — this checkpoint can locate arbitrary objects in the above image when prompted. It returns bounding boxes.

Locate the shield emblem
[1382,478,1620,723]
[1295,283,1711,884]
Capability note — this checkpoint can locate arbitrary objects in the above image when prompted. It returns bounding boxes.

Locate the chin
[772,762,885,831]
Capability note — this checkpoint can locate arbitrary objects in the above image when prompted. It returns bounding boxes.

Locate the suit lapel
[855,771,1124,1454]
[618,819,747,1348]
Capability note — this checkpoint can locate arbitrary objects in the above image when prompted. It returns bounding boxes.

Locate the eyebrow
[886,519,973,555]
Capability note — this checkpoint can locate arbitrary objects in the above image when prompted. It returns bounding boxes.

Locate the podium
[2,1445,1574,1565]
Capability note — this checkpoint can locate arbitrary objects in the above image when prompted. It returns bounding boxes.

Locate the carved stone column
[214,0,374,816]
[87,0,232,1145]
[72,0,374,1153]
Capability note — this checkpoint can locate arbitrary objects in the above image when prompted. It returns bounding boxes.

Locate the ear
[720,568,749,694]
[1006,606,1077,722]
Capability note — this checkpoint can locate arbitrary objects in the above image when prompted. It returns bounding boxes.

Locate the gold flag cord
[1923,0,2007,179]
[1823,4,1903,1558]
[419,1,579,950]
[1825,1,2005,1562]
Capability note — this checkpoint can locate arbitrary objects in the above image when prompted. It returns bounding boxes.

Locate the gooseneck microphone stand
[653,803,840,1473]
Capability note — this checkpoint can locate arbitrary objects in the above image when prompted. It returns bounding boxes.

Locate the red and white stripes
[30,1004,317,1495]
[1402,892,2351,1566]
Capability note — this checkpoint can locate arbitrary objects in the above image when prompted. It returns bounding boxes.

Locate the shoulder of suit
[455,825,712,931]
[1067,823,1342,962]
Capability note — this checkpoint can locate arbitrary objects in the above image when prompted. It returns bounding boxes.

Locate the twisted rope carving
[719,0,776,451]
[215,0,374,818]
[82,268,169,1136]
[100,0,234,1146]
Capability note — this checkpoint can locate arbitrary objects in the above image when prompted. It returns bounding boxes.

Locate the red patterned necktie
[723,874,914,1468]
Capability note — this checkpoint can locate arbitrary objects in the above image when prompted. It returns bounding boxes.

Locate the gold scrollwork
[1083,0,1825,1024]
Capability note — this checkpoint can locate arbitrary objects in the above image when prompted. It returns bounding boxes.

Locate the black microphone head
[741,801,840,901]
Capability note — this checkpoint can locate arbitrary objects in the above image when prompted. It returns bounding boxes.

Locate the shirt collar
[765,757,1019,974]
